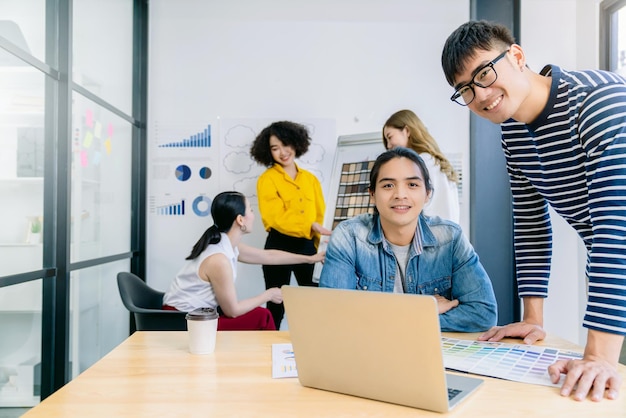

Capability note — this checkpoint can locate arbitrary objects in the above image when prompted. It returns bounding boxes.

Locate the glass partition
[0,279,42,407]
[73,0,134,114]
[70,93,132,263]
[0,47,45,275]
[0,0,46,64]
[614,6,626,75]
[0,0,142,408]
[69,260,130,377]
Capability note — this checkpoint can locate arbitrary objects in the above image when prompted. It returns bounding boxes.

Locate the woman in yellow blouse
[250,121,331,329]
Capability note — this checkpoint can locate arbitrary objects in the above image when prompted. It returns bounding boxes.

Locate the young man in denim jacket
[319,147,497,332]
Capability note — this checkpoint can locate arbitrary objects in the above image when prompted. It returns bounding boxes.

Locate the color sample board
[323,132,385,230]
[332,160,376,228]
[441,337,583,387]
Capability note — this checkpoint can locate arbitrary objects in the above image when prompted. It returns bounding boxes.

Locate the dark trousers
[263,229,318,329]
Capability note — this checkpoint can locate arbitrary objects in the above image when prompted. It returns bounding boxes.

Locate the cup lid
[185,307,219,320]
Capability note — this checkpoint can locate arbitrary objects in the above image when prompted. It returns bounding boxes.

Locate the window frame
[600,0,626,71]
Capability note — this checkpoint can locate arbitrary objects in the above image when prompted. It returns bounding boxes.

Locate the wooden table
[23,331,626,417]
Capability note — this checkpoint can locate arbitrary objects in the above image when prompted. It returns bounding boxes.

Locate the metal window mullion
[72,82,139,127]
[40,0,73,400]
[131,0,149,280]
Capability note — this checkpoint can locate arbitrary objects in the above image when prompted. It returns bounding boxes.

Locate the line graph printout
[442,337,583,387]
[272,343,297,379]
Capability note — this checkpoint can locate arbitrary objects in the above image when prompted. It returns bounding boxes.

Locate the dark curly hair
[441,20,516,87]
[250,121,311,167]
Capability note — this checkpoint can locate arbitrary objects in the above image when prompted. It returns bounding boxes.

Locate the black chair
[117,272,188,331]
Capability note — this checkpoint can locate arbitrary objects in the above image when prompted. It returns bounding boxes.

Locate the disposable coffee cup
[185,307,219,354]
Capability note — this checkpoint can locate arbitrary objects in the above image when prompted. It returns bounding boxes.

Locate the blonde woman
[382,109,460,223]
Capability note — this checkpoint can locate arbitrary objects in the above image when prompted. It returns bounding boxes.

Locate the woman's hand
[265,287,283,304]
[312,222,332,236]
[310,251,326,264]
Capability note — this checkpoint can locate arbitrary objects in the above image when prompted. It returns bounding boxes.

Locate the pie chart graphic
[199,166,212,179]
[175,164,192,181]
[192,195,212,216]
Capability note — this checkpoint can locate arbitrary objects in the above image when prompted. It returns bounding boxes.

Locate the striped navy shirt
[501,65,626,336]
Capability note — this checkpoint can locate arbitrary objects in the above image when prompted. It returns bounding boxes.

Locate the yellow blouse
[256,164,325,244]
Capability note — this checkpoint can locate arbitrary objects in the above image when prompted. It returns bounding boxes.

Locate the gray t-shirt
[389,242,411,293]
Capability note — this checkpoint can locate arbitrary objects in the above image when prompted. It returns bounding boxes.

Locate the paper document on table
[272,343,298,378]
[441,337,583,387]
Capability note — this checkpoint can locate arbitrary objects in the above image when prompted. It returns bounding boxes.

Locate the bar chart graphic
[159,125,211,148]
[156,199,186,216]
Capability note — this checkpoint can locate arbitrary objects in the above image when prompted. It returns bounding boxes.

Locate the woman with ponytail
[163,191,324,330]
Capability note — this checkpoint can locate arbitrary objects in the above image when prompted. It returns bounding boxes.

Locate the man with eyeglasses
[442,20,625,402]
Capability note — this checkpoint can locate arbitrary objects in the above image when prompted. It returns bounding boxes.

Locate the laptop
[282,286,483,413]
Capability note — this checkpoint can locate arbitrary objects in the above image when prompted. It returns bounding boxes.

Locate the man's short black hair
[441,20,516,86]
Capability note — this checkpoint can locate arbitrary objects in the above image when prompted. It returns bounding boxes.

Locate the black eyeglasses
[450,49,510,106]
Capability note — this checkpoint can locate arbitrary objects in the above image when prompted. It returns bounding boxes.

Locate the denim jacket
[319,213,497,332]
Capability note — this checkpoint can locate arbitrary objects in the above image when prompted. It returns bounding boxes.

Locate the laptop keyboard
[447,388,462,401]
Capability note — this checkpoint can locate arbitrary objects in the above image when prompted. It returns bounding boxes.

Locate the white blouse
[420,153,460,223]
[163,233,239,312]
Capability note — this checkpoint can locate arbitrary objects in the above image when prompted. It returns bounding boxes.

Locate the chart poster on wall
[147,119,221,290]
[149,120,219,217]
[146,117,336,292]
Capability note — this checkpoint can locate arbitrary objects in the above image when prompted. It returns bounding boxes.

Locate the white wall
[521,0,603,346]
[147,0,472,316]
